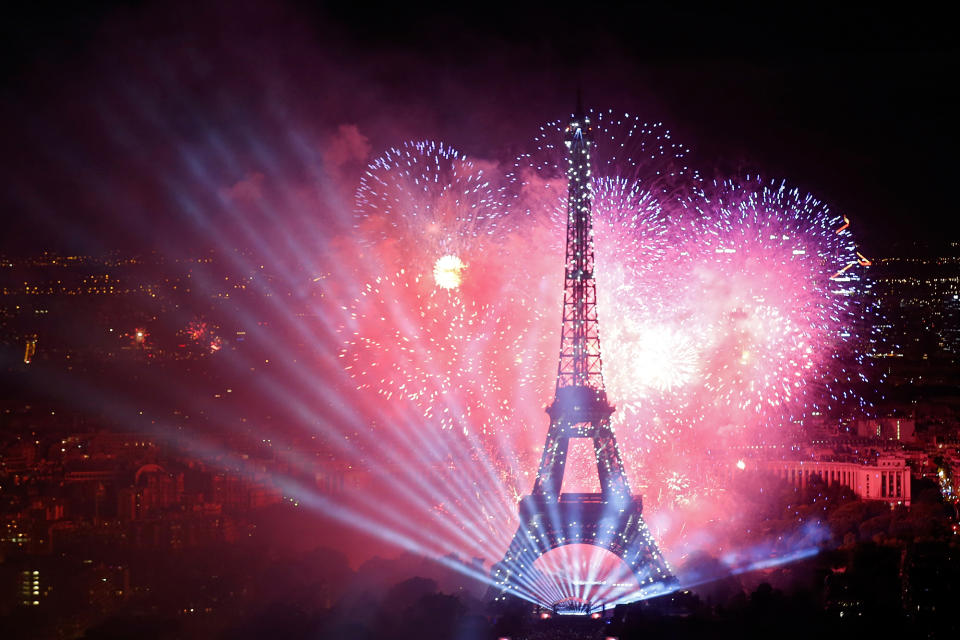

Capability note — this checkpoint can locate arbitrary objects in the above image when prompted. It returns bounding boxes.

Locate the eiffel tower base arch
[487,493,677,606]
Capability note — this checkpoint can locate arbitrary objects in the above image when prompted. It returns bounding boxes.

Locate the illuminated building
[19,569,47,607]
[2,518,30,549]
[854,416,916,442]
[760,456,911,506]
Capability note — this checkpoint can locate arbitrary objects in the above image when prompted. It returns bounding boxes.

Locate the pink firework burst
[676,177,873,425]
[338,268,547,437]
[354,140,516,291]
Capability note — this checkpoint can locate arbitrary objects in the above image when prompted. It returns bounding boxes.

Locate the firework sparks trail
[338,268,545,438]
[675,177,880,423]
[354,140,516,286]
[338,140,554,510]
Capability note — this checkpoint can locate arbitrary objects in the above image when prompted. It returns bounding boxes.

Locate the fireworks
[342,139,551,444]
[354,140,514,281]
[676,177,875,421]
[186,319,208,342]
[508,109,703,452]
[338,267,548,439]
[340,116,875,511]
[433,254,466,290]
[512,109,699,228]
[607,323,698,394]
[182,318,225,355]
[325,110,880,606]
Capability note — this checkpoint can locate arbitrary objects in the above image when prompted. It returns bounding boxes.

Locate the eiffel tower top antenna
[552,93,611,412]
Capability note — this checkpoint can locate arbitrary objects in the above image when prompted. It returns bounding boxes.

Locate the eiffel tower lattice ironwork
[489,100,676,606]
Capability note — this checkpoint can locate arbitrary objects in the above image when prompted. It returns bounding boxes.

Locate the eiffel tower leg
[594,421,630,498]
[486,523,539,602]
[618,515,678,596]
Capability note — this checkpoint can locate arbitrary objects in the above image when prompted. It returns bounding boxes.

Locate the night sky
[1,1,956,255]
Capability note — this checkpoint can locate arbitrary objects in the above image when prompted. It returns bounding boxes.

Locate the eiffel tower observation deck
[488,98,676,608]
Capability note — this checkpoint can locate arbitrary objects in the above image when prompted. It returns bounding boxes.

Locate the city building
[854,416,916,442]
[761,456,911,506]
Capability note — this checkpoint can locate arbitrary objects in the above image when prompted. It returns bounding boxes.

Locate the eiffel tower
[489,99,676,607]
